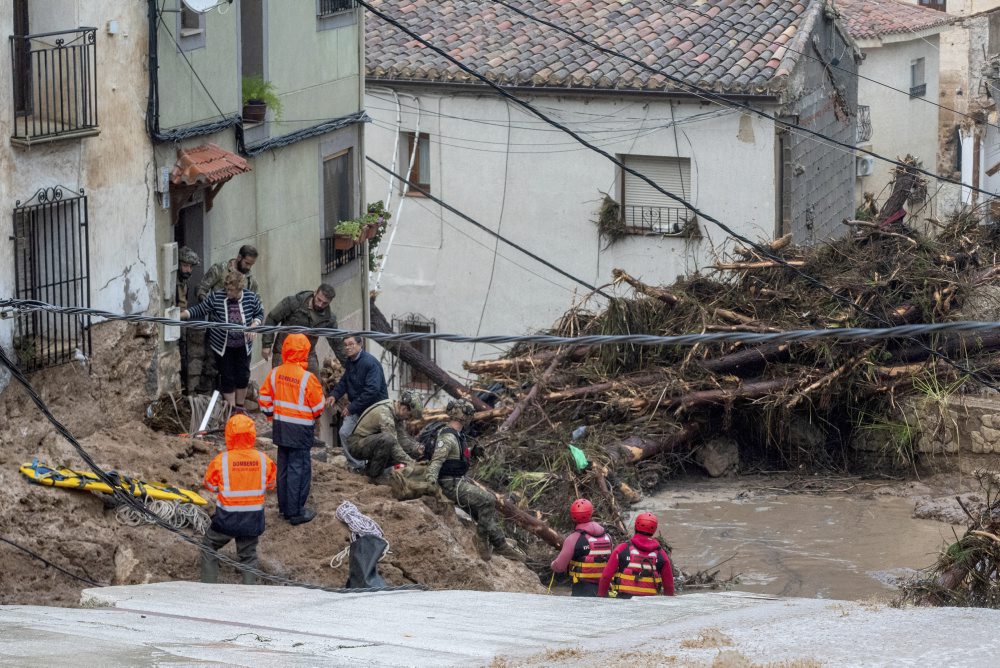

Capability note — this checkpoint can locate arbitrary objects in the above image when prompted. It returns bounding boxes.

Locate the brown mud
[0,322,542,606]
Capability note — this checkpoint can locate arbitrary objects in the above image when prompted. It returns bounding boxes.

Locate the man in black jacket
[328,335,388,469]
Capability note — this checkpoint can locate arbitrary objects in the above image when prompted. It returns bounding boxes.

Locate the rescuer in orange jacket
[201,413,277,585]
[598,512,675,598]
[258,333,326,525]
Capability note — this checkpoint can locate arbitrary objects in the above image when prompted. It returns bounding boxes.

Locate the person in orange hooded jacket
[257,333,325,525]
[201,413,277,584]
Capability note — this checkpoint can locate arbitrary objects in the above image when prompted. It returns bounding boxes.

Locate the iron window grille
[623,205,692,235]
[856,105,872,143]
[11,186,92,372]
[318,0,356,17]
[391,314,436,390]
[9,27,99,146]
[321,237,359,273]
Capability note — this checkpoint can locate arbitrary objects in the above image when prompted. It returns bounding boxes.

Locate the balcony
[321,236,360,274]
[9,27,99,147]
[318,0,357,16]
[857,104,872,143]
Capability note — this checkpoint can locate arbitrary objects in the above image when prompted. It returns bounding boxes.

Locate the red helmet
[570,498,593,524]
[634,512,658,535]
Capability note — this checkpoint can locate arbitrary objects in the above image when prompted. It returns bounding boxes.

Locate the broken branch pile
[455,206,1000,542]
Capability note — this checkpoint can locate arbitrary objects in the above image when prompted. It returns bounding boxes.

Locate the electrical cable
[0,535,105,588]
[486,0,997,199]
[0,345,425,594]
[358,0,1000,388]
[9,296,1000,349]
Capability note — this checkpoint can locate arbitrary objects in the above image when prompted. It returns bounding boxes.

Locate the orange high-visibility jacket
[204,414,277,537]
[258,333,325,448]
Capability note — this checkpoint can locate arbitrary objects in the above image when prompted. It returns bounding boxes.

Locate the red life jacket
[568,530,613,583]
[612,540,665,597]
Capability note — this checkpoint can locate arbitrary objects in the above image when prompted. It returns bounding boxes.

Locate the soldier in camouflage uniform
[261,284,345,374]
[346,390,423,479]
[426,399,526,561]
[176,246,200,393]
[191,245,260,393]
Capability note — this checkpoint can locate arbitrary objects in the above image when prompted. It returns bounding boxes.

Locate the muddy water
[641,483,954,600]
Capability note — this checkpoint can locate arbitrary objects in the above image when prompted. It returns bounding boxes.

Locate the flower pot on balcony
[242,101,267,123]
[333,234,356,251]
[361,223,377,241]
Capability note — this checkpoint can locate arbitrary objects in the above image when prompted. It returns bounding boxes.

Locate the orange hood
[225,413,257,451]
[281,333,312,369]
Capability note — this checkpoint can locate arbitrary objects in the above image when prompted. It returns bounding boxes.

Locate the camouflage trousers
[348,432,415,479]
[440,476,505,549]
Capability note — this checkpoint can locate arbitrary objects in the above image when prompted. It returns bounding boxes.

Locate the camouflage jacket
[349,399,418,452]
[262,290,345,361]
[426,429,462,481]
[196,259,259,302]
[176,278,191,311]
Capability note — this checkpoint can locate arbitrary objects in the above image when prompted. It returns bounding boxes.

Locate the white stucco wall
[364,89,778,389]
[0,2,155,389]
[856,35,941,214]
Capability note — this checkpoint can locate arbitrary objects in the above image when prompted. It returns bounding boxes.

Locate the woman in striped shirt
[182,270,264,412]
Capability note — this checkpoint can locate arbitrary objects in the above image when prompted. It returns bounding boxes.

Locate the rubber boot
[493,539,527,562]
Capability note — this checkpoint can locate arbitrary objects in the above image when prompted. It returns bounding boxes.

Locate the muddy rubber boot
[493,539,527,562]
[475,536,493,562]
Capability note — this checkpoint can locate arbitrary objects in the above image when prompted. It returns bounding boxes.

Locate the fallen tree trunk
[498,346,576,433]
[370,299,490,412]
[611,268,680,305]
[463,347,592,375]
[607,422,703,463]
[699,343,791,375]
[711,260,805,270]
[471,480,563,548]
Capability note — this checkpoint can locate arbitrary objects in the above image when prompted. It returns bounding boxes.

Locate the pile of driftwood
[899,469,1000,607]
[371,193,1000,545]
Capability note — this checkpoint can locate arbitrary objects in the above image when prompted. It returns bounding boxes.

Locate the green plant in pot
[242,76,283,123]
[333,219,363,250]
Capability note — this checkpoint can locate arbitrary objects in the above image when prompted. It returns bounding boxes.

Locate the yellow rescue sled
[19,460,207,505]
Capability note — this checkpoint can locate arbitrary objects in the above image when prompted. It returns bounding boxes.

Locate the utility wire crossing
[5,297,1000,349]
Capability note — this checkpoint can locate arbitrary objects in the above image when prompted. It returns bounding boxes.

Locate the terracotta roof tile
[835,0,953,41]
[170,143,251,187]
[366,0,828,95]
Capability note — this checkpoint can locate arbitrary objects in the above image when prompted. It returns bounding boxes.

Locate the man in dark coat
[328,335,388,469]
[261,284,345,373]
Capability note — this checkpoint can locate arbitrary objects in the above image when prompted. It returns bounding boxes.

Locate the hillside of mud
[0,322,541,606]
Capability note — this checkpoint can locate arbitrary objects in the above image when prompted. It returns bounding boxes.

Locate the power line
[8,297,1000,349]
[0,535,105,588]
[488,0,996,199]
[0,345,425,595]
[358,0,1000,391]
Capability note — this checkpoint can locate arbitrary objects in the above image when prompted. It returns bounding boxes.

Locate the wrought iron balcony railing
[9,27,99,146]
[857,104,872,143]
[318,0,357,17]
[624,205,692,235]
[321,236,360,274]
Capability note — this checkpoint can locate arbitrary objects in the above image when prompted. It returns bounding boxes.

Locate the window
[317,0,356,17]
[11,187,91,371]
[620,155,693,234]
[910,58,926,98]
[13,0,29,116]
[322,150,356,272]
[403,132,431,195]
[392,315,436,390]
[317,0,358,30]
[918,0,946,11]
[178,3,206,51]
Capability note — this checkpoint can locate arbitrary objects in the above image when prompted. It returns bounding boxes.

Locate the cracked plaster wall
[0,2,157,395]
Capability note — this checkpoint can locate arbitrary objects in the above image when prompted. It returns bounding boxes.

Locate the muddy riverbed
[641,476,967,601]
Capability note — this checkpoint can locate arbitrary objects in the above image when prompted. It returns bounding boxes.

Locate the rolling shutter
[622,156,691,231]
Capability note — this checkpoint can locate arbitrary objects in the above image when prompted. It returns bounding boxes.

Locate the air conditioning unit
[856,155,876,177]
[161,242,178,302]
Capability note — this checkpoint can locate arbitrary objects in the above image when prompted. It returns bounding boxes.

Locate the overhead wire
[0,535,105,588]
[0,345,425,594]
[486,0,997,199]
[358,0,1000,389]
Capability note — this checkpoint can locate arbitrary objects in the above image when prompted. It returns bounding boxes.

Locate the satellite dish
[181,0,216,13]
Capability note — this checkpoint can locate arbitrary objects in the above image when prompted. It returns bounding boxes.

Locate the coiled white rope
[329,500,389,569]
[114,497,210,534]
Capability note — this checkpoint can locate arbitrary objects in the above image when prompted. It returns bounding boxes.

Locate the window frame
[910,57,926,98]
[403,132,432,196]
[177,3,206,51]
[619,154,694,236]
[393,314,436,390]
[316,0,358,30]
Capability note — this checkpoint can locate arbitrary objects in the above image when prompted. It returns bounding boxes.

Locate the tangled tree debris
[416,204,1000,558]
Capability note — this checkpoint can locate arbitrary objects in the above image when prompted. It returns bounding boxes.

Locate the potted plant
[333,219,363,250]
[241,76,283,123]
